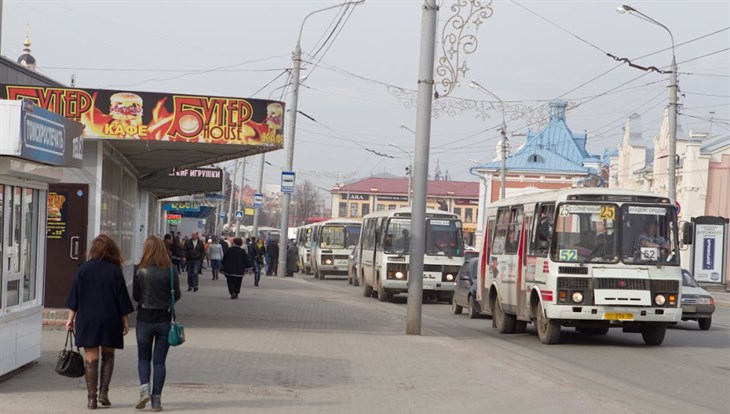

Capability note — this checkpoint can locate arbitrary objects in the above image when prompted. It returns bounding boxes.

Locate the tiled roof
[332,176,478,197]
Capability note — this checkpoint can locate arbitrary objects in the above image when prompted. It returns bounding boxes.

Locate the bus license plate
[604,313,634,321]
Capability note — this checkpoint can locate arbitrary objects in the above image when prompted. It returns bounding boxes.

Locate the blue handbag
[167,267,185,346]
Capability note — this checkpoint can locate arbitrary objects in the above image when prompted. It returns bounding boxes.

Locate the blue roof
[476,101,598,174]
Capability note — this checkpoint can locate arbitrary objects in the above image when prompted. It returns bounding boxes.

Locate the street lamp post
[227,160,238,232]
[617,4,677,202]
[470,80,508,200]
[277,0,365,278]
[235,158,247,238]
[389,143,413,206]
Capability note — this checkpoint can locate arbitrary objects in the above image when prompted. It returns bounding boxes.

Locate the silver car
[681,269,715,330]
[451,258,490,318]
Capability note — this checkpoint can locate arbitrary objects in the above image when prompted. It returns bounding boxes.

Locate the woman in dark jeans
[133,236,181,411]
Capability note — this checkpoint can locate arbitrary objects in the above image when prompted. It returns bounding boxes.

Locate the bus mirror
[680,222,693,245]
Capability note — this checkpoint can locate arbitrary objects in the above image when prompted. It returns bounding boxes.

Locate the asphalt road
[308,273,730,414]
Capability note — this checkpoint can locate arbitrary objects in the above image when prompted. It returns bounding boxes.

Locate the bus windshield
[620,205,678,265]
[320,225,360,249]
[383,217,464,256]
[551,203,618,263]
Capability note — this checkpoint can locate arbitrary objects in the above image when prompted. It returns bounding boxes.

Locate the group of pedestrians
[62,230,300,411]
[65,234,179,411]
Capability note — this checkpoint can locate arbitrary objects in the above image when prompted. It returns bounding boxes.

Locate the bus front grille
[557,277,592,290]
[594,278,648,290]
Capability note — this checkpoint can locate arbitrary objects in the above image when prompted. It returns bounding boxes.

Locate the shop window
[22,189,38,302]
[377,204,385,212]
[388,204,396,211]
[465,208,473,223]
[350,203,358,218]
[0,185,4,305]
[338,202,347,217]
[454,207,462,217]
[361,204,370,216]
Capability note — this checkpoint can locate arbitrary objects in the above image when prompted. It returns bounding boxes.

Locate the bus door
[524,203,555,314]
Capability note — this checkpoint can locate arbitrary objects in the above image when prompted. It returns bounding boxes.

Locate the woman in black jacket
[221,237,251,299]
[133,236,181,411]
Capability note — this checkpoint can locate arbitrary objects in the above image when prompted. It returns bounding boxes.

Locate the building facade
[470,101,604,247]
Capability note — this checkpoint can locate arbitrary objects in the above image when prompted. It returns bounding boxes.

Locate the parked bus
[295,224,315,275]
[478,188,682,345]
[358,208,464,302]
[310,219,362,280]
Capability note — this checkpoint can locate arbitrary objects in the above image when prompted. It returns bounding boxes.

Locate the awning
[139,167,225,199]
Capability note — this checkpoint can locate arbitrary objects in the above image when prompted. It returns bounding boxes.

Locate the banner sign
[345,193,369,201]
[692,221,727,283]
[377,194,408,202]
[166,213,182,224]
[163,201,200,212]
[455,198,479,206]
[47,191,69,239]
[170,168,222,179]
[20,100,84,168]
[1,84,284,147]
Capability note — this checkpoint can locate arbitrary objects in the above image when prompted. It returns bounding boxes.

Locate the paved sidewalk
[0,271,667,413]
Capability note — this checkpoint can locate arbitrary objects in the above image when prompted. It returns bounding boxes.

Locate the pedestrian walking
[221,237,251,299]
[184,232,205,292]
[208,237,224,280]
[132,235,181,412]
[64,234,134,410]
[248,237,265,286]
[171,232,183,272]
[286,239,299,277]
[266,238,279,276]
[163,233,173,258]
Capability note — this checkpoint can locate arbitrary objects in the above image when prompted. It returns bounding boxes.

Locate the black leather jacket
[133,265,181,310]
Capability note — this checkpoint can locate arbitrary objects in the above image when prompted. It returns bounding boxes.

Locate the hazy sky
[1,0,728,201]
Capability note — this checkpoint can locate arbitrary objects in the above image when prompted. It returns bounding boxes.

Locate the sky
[1,0,728,206]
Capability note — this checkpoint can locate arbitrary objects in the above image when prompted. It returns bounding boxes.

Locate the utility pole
[406,0,438,336]
[235,159,247,238]
[252,154,265,237]
[227,160,238,233]
[668,55,677,202]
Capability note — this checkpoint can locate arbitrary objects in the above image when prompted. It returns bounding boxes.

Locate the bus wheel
[494,299,516,334]
[641,324,666,346]
[377,285,389,302]
[536,301,561,344]
[363,281,373,297]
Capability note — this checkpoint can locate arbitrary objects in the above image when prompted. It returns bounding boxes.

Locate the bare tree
[292,179,323,225]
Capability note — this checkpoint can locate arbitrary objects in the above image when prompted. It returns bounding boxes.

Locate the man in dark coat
[286,240,299,277]
[266,239,279,276]
[221,237,251,299]
[184,232,205,292]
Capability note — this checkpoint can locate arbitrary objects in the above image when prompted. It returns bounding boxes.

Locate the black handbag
[55,330,85,378]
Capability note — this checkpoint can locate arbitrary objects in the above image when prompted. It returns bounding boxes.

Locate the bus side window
[492,208,510,254]
[505,207,523,254]
[531,203,554,256]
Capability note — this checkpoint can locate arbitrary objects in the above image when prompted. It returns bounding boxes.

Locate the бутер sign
[0,84,284,147]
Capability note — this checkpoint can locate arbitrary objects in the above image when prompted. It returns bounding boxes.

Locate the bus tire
[536,301,561,344]
[363,281,373,297]
[641,324,666,346]
[494,299,516,334]
[452,298,463,314]
[514,321,527,333]
[377,284,388,302]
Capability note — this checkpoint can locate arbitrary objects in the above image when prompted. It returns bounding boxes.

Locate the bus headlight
[395,271,405,279]
[655,294,666,306]
[325,259,333,265]
[571,292,584,303]
[445,274,454,281]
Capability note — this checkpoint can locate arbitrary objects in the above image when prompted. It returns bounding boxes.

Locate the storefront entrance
[44,184,88,308]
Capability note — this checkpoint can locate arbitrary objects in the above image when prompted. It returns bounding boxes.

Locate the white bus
[358,208,464,302]
[310,219,362,280]
[295,224,315,275]
[478,188,682,345]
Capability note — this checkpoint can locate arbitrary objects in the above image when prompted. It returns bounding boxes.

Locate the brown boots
[98,352,114,406]
[84,352,114,410]
[84,360,98,410]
